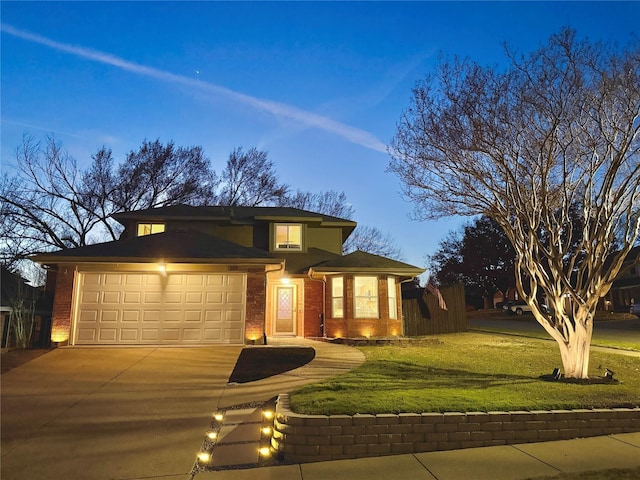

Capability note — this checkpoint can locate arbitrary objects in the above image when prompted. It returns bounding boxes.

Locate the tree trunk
[555,317,593,379]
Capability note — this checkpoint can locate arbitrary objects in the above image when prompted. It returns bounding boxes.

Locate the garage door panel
[104,274,123,285]
[122,310,139,322]
[140,329,160,341]
[75,272,246,345]
[161,329,181,341]
[225,292,243,304]
[205,310,222,322]
[165,292,182,303]
[184,311,202,322]
[227,275,245,288]
[225,328,243,341]
[78,310,98,323]
[206,292,223,304]
[102,291,120,303]
[206,275,224,286]
[204,328,222,341]
[100,310,118,322]
[125,274,144,285]
[123,292,142,303]
[164,310,182,322]
[81,291,100,304]
[145,292,162,304]
[120,329,139,341]
[76,330,96,342]
[82,273,102,285]
[98,329,118,341]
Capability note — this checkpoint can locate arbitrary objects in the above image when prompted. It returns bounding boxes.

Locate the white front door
[274,285,296,335]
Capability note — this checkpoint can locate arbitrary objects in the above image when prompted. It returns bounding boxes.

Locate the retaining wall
[272,393,640,464]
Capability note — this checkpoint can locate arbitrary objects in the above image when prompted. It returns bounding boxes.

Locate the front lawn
[290,333,640,415]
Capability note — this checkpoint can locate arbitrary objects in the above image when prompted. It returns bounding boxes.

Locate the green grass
[469,327,640,352]
[290,333,640,415]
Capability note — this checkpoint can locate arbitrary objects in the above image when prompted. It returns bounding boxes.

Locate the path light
[604,368,615,380]
[262,410,274,420]
[213,412,224,421]
[261,426,272,436]
[197,451,210,464]
[259,447,271,457]
[207,431,217,440]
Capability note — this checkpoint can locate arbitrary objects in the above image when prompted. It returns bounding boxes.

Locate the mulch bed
[228,346,315,383]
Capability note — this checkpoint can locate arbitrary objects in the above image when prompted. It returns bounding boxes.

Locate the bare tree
[389,29,640,378]
[0,137,216,265]
[216,147,288,206]
[343,225,404,261]
[115,139,215,211]
[282,190,355,219]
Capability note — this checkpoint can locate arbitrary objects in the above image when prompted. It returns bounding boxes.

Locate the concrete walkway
[0,339,364,480]
[197,433,640,479]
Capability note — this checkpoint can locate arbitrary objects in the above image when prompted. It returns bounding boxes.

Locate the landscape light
[197,452,210,463]
[207,431,217,440]
[262,426,272,435]
[213,413,224,421]
[262,410,274,420]
[604,368,615,380]
[259,447,271,457]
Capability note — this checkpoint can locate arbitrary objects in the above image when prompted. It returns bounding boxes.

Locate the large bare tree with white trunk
[389,29,640,379]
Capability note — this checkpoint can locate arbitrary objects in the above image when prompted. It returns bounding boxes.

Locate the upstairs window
[274,224,302,251]
[354,276,378,318]
[137,223,165,236]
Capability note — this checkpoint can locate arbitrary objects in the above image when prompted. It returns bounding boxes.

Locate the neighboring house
[605,246,640,312]
[32,205,424,346]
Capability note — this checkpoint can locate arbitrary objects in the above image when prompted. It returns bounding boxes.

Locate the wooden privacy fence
[402,283,467,336]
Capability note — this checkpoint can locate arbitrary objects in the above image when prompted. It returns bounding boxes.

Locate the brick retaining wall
[272,393,640,464]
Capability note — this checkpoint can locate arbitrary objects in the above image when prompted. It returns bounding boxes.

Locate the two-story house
[33,205,424,346]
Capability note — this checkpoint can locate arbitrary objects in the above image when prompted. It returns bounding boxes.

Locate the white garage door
[74,272,246,345]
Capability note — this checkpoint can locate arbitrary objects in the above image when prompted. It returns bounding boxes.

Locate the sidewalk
[197,432,640,480]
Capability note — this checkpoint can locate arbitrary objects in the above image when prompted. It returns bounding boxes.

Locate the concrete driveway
[1,340,366,480]
[1,346,243,480]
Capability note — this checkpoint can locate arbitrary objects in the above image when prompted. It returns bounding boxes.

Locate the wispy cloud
[1,23,388,153]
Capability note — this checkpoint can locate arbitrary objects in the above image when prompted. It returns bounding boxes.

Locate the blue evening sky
[2,1,639,275]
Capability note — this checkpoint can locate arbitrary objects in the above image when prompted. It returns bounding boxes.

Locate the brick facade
[245,270,267,343]
[50,265,75,344]
[272,393,640,464]
[304,279,324,337]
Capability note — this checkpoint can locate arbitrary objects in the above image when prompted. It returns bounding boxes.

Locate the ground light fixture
[207,431,217,440]
[213,412,224,421]
[259,447,271,457]
[261,426,272,436]
[262,410,274,420]
[197,451,210,464]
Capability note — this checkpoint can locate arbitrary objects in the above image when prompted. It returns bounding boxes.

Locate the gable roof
[112,205,357,242]
[31,230,280,265]
[309,250,424,278]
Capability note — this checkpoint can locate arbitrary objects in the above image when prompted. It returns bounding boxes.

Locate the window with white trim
[331,277,344,318]
[274,224,302,251]
[354,276,378,318]
[387,277,397,319]
[137,223,165,236]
